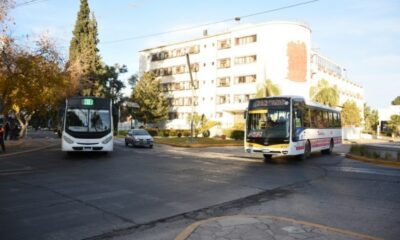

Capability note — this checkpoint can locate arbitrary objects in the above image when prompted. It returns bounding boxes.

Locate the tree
[310,79,339,107]
[341,100,361,127]
[69,0,103,96]
[363,103,379,133]
[387,115,400,137]
[255,79,280,98]
[391,96,400,105]
[130,72,169,125]
[0,36,72,137]
[100,64,127,130]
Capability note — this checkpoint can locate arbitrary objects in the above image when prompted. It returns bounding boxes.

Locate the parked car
[125,129,154,148]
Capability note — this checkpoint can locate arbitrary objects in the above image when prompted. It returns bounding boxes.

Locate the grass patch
[154,137,243,147]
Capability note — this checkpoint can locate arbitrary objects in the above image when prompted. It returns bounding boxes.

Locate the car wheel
[149,145,153,148]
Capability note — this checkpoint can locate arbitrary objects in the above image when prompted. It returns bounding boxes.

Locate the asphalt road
[0,133,399,240]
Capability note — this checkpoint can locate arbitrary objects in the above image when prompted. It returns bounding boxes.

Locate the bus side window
[322,111,328,128]
[333,112,339,128]
[303,107,311,128]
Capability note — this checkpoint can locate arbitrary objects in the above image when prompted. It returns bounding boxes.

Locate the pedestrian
[0,124,5,153]
[4,121,10,141]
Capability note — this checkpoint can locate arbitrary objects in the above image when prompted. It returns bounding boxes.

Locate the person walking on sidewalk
[0,124,5,153]
[4,122,10,141]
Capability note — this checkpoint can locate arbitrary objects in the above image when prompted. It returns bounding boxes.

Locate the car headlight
[63,135,74,144]
[102,136,113,144]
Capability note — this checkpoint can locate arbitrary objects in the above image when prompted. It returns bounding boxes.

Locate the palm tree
[309,79,339,107]
[255,79,281,98]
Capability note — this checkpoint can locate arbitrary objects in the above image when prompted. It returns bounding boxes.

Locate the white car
[125,129,154,148]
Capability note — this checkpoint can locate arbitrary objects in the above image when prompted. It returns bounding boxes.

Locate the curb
[175,215,382,240]
[154,141,243,148]
[346,153,400,168]
[0,142,59,159]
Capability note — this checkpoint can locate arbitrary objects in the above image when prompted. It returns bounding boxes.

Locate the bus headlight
[63,135,74,144]
[102,136,113,144]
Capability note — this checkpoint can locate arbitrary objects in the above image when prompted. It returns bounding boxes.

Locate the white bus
[245,96,341,161]
[61,97,113,153]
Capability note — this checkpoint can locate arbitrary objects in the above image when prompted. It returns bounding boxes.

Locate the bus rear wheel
[322,139,334,155]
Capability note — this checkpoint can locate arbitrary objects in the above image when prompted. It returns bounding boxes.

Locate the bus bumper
[61,133,113,152]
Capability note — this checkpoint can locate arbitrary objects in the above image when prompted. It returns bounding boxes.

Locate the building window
[168,112,178,120]
[234,55,257,65]
[217,58,231,69]
[216,95,230,104]
[233,94,253,104]
[234,74,256,84]
[235,34,257,45]
[217,39,231,49]
[216,112,223,118]
[217,77,230,87]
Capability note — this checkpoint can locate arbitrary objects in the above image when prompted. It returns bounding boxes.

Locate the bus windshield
[66,108,111,133]
[247,108,290,139]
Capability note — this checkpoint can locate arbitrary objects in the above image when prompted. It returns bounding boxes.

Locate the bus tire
[263,154,272,163]
[298,140,311,161]
[322,139,334,155]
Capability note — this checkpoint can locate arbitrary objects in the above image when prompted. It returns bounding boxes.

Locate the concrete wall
[342,127,362,140]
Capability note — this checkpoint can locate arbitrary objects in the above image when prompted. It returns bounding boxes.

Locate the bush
[177,132,182,138]
[159,129,170,137]
[230,130,244,140]
[118,130,129,136]
[202,130,210,138]
[183,130,191,137]
[146,128,158,136]
[223,129,233,138]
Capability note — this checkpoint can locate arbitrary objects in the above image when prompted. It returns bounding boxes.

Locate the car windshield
[247,108,290,139]
[132,129,150,136]
[66,108,111,133]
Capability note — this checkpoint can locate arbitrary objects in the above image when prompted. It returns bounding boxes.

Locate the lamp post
[186,53,195,144]
[126,101,140,129]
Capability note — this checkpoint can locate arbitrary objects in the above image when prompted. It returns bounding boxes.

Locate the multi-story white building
[139,21,364,129]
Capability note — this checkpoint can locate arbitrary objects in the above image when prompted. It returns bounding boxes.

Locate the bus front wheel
[263,154,272,163]
[298,140,311,161]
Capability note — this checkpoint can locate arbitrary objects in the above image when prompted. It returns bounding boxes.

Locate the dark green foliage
[69,0,103,96]
[131,72,169,125]
[145,128,158,136]
[230,130,245,140]
[202,130,210,138]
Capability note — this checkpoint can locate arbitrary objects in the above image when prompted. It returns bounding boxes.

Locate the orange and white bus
[245,96,341,161]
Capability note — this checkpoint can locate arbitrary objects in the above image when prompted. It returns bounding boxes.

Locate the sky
[9,0,400,109]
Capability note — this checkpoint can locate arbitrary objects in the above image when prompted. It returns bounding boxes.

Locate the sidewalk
[0,138,59,158]
[176,215,381,240]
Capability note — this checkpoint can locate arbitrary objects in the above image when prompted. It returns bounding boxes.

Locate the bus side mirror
[244,110,247,119]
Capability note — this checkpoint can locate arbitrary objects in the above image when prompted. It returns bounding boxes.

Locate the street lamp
[125,101,140,129]
[186,53,195,144]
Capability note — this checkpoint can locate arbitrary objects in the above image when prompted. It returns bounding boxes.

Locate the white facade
[139,21,364,129]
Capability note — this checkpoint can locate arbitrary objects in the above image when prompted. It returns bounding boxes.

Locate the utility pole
[186,53,195,144]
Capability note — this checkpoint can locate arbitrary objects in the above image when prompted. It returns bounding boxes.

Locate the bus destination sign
[251,99,289,108]
[82,98,94,106]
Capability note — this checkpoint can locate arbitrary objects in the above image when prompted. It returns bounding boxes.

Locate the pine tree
[69,0,103,96]
[131,73,169,125]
